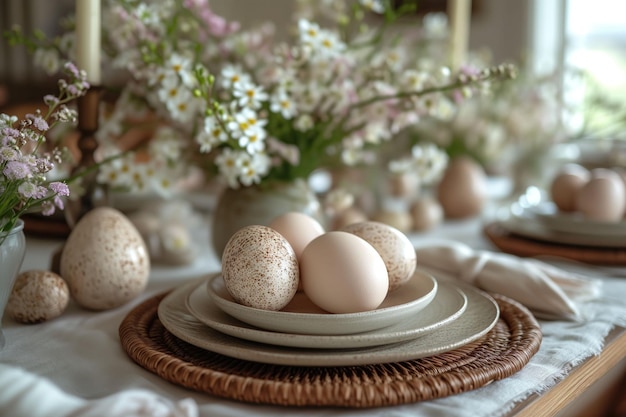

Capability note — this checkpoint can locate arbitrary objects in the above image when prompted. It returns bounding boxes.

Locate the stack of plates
[157,271,501,367]
[503,198,626,248]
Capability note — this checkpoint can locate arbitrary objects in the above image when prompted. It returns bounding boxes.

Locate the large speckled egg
[300,231,389,313]
[342,221,416,291]
[221,225,299,311]
[60,207,150,310]
[7,270,69,323]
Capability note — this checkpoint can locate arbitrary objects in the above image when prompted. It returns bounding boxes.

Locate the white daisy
[221,65,251,90]
[270,89,296,119]
[359,0,385,14]
[238,125,266,154]
[232,80,268,109]
[165,53,196,87]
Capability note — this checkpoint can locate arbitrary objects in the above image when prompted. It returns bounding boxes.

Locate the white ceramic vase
[0,219,26,350]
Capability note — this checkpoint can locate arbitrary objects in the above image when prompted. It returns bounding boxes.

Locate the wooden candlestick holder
[64,86,108,228]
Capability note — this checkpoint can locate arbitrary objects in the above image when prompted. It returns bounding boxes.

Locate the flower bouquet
[6,0,516,197]
[0,62,88,243]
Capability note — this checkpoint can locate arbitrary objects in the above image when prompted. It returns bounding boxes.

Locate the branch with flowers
[0,62,89,242]
[5,0,517,196]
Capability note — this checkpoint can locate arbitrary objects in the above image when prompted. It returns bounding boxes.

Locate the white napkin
[415,241,602,321]
[0,364,199,417]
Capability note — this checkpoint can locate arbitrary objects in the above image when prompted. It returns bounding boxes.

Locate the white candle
[448,0,471,71]
[75,0,101,84]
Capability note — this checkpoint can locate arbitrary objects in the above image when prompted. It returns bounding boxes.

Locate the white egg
[300,231,388,313]
[221,225,299,311]
[7,270,69,323]
[550,164,590,212]
[269,212,325,260]
[575,169,626,222]
[342,221,416,291]
[60,207,150,310]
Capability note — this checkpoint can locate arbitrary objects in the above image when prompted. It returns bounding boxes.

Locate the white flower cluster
[17,0,511,192]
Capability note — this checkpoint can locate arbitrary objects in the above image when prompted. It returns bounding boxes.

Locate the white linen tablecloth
[1,215,626,417]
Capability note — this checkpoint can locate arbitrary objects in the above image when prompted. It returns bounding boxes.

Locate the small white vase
[0,219,26,350]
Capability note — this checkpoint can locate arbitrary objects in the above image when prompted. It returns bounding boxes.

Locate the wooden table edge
[508,325,626,417]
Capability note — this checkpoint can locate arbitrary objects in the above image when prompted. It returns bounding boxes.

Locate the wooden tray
[484,222,626,265]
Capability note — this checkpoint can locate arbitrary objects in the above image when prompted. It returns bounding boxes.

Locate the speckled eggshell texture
[342,221,416,291]
[221,225,299,311]
[60,207,150,310]
[6,270,70,323]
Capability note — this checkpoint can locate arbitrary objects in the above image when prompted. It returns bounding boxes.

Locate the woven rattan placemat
[119,290,542,408]
[484,222,626,265]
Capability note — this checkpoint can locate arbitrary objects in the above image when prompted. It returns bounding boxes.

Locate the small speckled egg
[300,231,388,313]
[342,221,416,291]
[221,225,299,311]
[60,207,150,310]
[7,270,69,323]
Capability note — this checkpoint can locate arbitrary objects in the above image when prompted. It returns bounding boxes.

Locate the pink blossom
[49,181,70,197]
[26,114,49,131]
[3,161,31,180]
[183,0,239,38]
[41,200,55,216]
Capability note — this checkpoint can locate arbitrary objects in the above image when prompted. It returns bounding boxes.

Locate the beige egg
[300,231,388,313]
[60,207,150,310]
[7,270,69,323]
[550,164,590,212]
[575,169,626,222]
[371,209,413,233]
[342,221,416,292]
[612,167,626,217]
[329,207,368,230]
[389,173,418,198]
[221,225,299,311]
[436,156,486,219]
[269,212,325,260]
[410,197,443,231]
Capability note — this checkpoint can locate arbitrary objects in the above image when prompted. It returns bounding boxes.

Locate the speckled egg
[60,207,150,310]
[6,270,70,323]
[342,221,416,291]
[221,225,299,311]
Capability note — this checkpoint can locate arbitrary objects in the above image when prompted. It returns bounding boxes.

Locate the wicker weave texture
[119,291,541,408]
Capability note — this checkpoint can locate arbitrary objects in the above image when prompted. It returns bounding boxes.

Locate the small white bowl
[205,271,438,335]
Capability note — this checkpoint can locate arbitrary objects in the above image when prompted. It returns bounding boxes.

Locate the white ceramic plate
[157,279,499,367]
[506,203,626,248]
[205,271,438,335]
[527,201,626,237]
[186,279,467,349]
